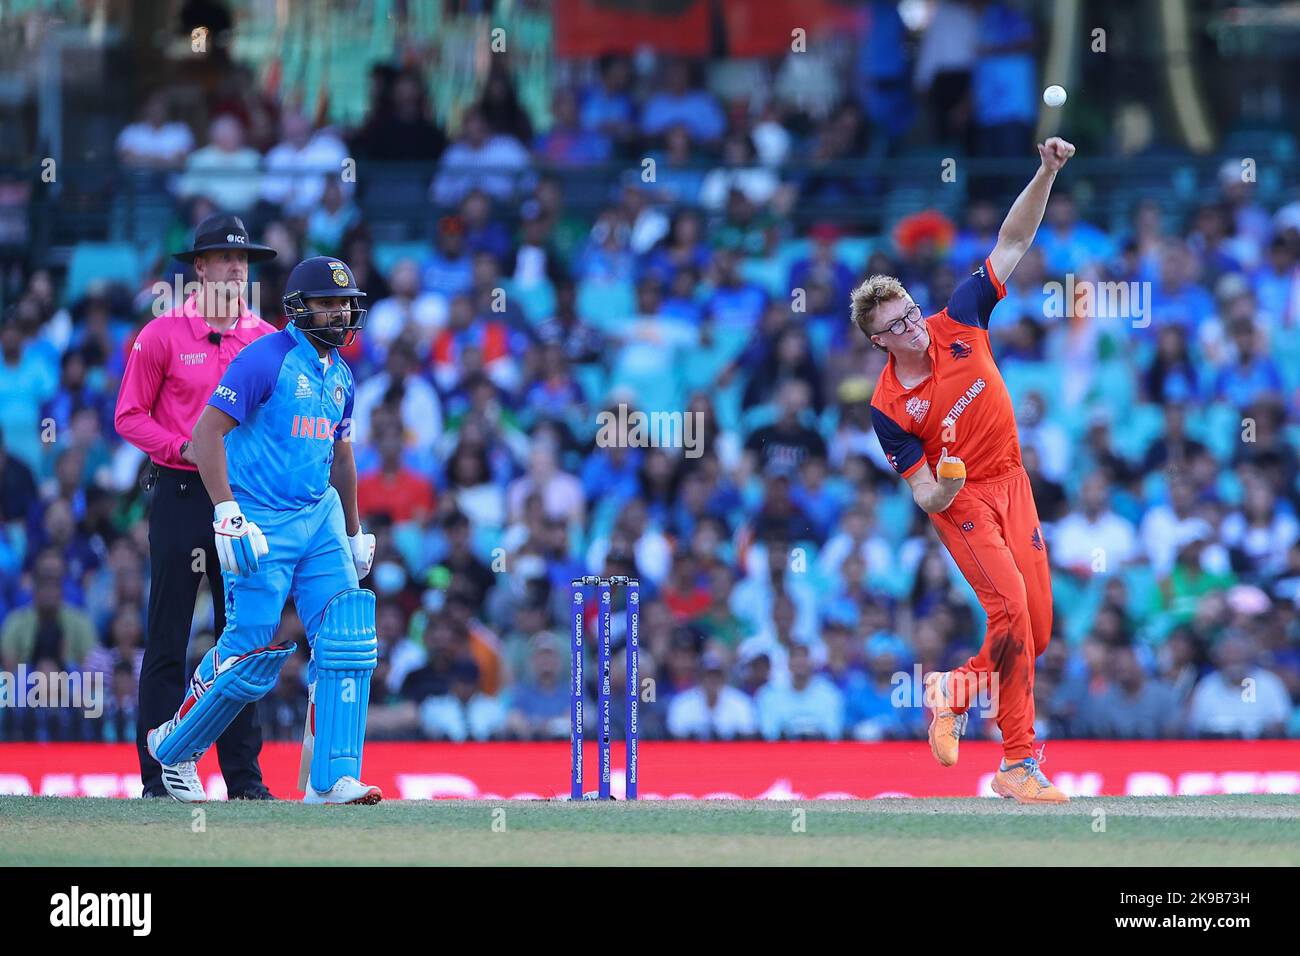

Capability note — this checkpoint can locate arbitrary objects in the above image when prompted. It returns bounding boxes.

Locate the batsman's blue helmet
[282,256,368,349]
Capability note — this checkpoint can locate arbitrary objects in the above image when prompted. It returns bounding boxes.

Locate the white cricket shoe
[146,721,207,803]
[303,775,383,805]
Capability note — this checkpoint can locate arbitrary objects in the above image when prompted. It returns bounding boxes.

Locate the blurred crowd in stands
[3,2,1300,744]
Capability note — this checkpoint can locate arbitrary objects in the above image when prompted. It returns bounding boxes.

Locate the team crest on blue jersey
[334,385,344,404]
[949,340,973,360]
[295,373,312,399]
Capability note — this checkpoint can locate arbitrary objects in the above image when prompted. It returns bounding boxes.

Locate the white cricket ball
[1043,85,1067,108]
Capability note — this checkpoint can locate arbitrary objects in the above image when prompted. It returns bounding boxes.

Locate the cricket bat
[298,683,314,792]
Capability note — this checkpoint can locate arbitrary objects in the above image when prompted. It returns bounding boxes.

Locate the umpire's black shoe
[229,786,277,800]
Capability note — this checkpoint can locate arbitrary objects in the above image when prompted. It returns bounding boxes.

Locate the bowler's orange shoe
[924,671,966,767]
[991,758,1069,804]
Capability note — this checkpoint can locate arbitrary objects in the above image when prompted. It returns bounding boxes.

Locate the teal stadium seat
[834,237,872,271]
[774,238,811,274]
[1273,336,1300,392]
[471,524,502,560]
[806,321,834,364]
[1000,360,1062,411]
[64,243,139,303]
[1051,573,1090,644]
[574,364,607,406]
[607,342,682,412]
[707,323,754,365]
[577,279,635,334]
[373,242,429,275]
[1110,403,1163,462]
[512,280,556,325]
[711,378,745,433]
[740,257,787,298]
[738,402,776,439]
[1190,402,1242,462]
[1086,360,1137,418]
[875,492,915,547]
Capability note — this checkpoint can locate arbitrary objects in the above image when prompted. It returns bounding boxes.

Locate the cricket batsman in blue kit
[147,256,381,805]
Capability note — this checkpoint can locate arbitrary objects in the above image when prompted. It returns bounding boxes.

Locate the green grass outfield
[1,795,1297,865]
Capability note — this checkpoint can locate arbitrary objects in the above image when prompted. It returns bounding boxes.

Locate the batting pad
[310,588,378,792]
[153,642,296,765]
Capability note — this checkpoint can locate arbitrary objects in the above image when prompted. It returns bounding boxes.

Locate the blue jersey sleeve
[208,333,293,423]
[946,259,1005,329]
[871,407,925,478]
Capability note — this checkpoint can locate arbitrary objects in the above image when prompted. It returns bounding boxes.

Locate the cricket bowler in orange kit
[855,138,1076,804]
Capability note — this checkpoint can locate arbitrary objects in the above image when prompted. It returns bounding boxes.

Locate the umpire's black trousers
[137,465,267,796]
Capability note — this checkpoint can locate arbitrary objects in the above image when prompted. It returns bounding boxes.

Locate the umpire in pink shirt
[116,214,278,799]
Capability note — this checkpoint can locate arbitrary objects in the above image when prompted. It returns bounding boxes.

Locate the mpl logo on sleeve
[50,886,151,936]
[214,385,238,404]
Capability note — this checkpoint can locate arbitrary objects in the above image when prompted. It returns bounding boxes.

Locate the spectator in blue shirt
[788,223,855,311]
[0,319,59,473]
[1151,240,1216,332]
[972,1,1037,156]
[640,59,725,144]
[948,200,1002,273]
[421,215,474,299]
[39,350,116,444]
[581,439,643,506]
[580,54,637,153]
[1143,324,1202,405]
[535,87,611,167]
[1252,236,1298,325]
[460,189,513,263]
[1214,319,1284,411]
[643,126,705,207]
[756,643,845,740]
[1188,202,1244,288]
[641,209,712,289]
[503,631,570,739]
[1034,194,1115,275]
[845,632,919,740]
[856,0,914,142]
[704,247,767,329]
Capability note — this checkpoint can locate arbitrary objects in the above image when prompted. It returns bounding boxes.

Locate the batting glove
[349,528,376,580]
[213,500,269,577]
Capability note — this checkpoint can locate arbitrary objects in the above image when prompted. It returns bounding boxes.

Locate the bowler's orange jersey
[870,259,1021,482]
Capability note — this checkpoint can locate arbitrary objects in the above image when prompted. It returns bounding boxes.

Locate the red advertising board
[2,741,1298,799]
[554,0,712,57]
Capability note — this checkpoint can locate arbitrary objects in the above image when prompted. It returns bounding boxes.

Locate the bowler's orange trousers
[930,467,1052,762]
